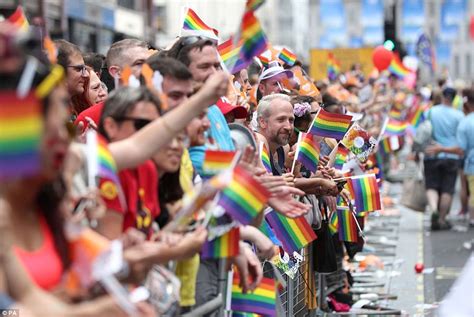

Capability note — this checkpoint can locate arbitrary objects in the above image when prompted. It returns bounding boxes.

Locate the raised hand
[199,72,229,106]
[268,186,310,218]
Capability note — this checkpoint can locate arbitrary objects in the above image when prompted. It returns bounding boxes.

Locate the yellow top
[175,149,200,307]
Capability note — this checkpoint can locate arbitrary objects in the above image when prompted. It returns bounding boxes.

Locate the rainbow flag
[265,210,317,255]
[258,219,281,245]
[7,6,29,32]
[0,92,42,180]
[258,55,270,68]
[388,108,403,120]
[239,11,268,61]
[217,166,270,225]
[327,53,340,81]
[201,227,240,259]
[278,48,297,66]
[203,150,236,174]
[337,207,358,242]
[218,38,252,74]
[333,143,350,170]
[328,211,339,235]
[231,274,276,316]
[309,109,352,140]
[296,133,320,173]
[380,136,401,154]
[385,118,408,136]
[346,174,381,213]
[380,138,394,154]
[97,135,120,184]
[388,55,411,79]
[183,8,218,36]
[260,143,272,173]
[245,0,266,12]
[408,106,425,127]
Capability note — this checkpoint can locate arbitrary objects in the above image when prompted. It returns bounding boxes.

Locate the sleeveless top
[13,215,64,290]
[270,147,286,176]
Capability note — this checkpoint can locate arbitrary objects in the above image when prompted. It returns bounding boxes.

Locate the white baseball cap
[259,61,293,82]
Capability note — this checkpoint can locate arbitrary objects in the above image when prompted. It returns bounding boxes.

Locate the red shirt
[74,102,104,132]
[100,160,160,238]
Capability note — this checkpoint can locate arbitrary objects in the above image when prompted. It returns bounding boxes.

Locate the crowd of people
[1,4,474,316]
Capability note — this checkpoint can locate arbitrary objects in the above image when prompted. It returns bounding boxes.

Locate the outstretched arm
[110,72,229,170]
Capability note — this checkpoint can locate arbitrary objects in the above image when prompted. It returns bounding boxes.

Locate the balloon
[470,16,474,40]
[372,46,393,71]
[415,263,424,274]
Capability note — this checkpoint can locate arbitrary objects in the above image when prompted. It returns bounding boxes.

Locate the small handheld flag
[388,54,411,79]
[346,174,381,213]
[258,55,270,68]
[308,109,352,140]
[258,219,281,246]
[337,207,358,242]
[218,38,253,74]
[296,133,320,173]
[388,108,404,120]
[327,53,341,81]
[239,11,268,61]
[203,150,237,174]
[259,142,272,173]
[407,105,425,127]
[328,210,339,235]
[278,48,297,66]
[231,274,276,316]
[201,227,240,259]
[379,136,400,154]
[385,118,408,136]
[182,8,218,36]
[0,91,42,180]
[97,135,120,185]
[217,166,270,225]
[265,210,317,255]
[333,143,350,170]
[6,6,29,32]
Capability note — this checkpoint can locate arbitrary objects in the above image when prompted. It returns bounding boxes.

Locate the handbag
[401,160,427,212]
[311,199,338,273]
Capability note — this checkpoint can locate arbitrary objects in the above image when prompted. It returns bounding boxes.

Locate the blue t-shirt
[429,104,464,159]
[457,113,474,175]
[189,105,235,176]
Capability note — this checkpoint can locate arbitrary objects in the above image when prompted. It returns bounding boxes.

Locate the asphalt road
[388,180,474,315]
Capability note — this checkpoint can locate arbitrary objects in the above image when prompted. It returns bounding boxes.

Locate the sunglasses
[176,36,217,58]
[115,117,152,130]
